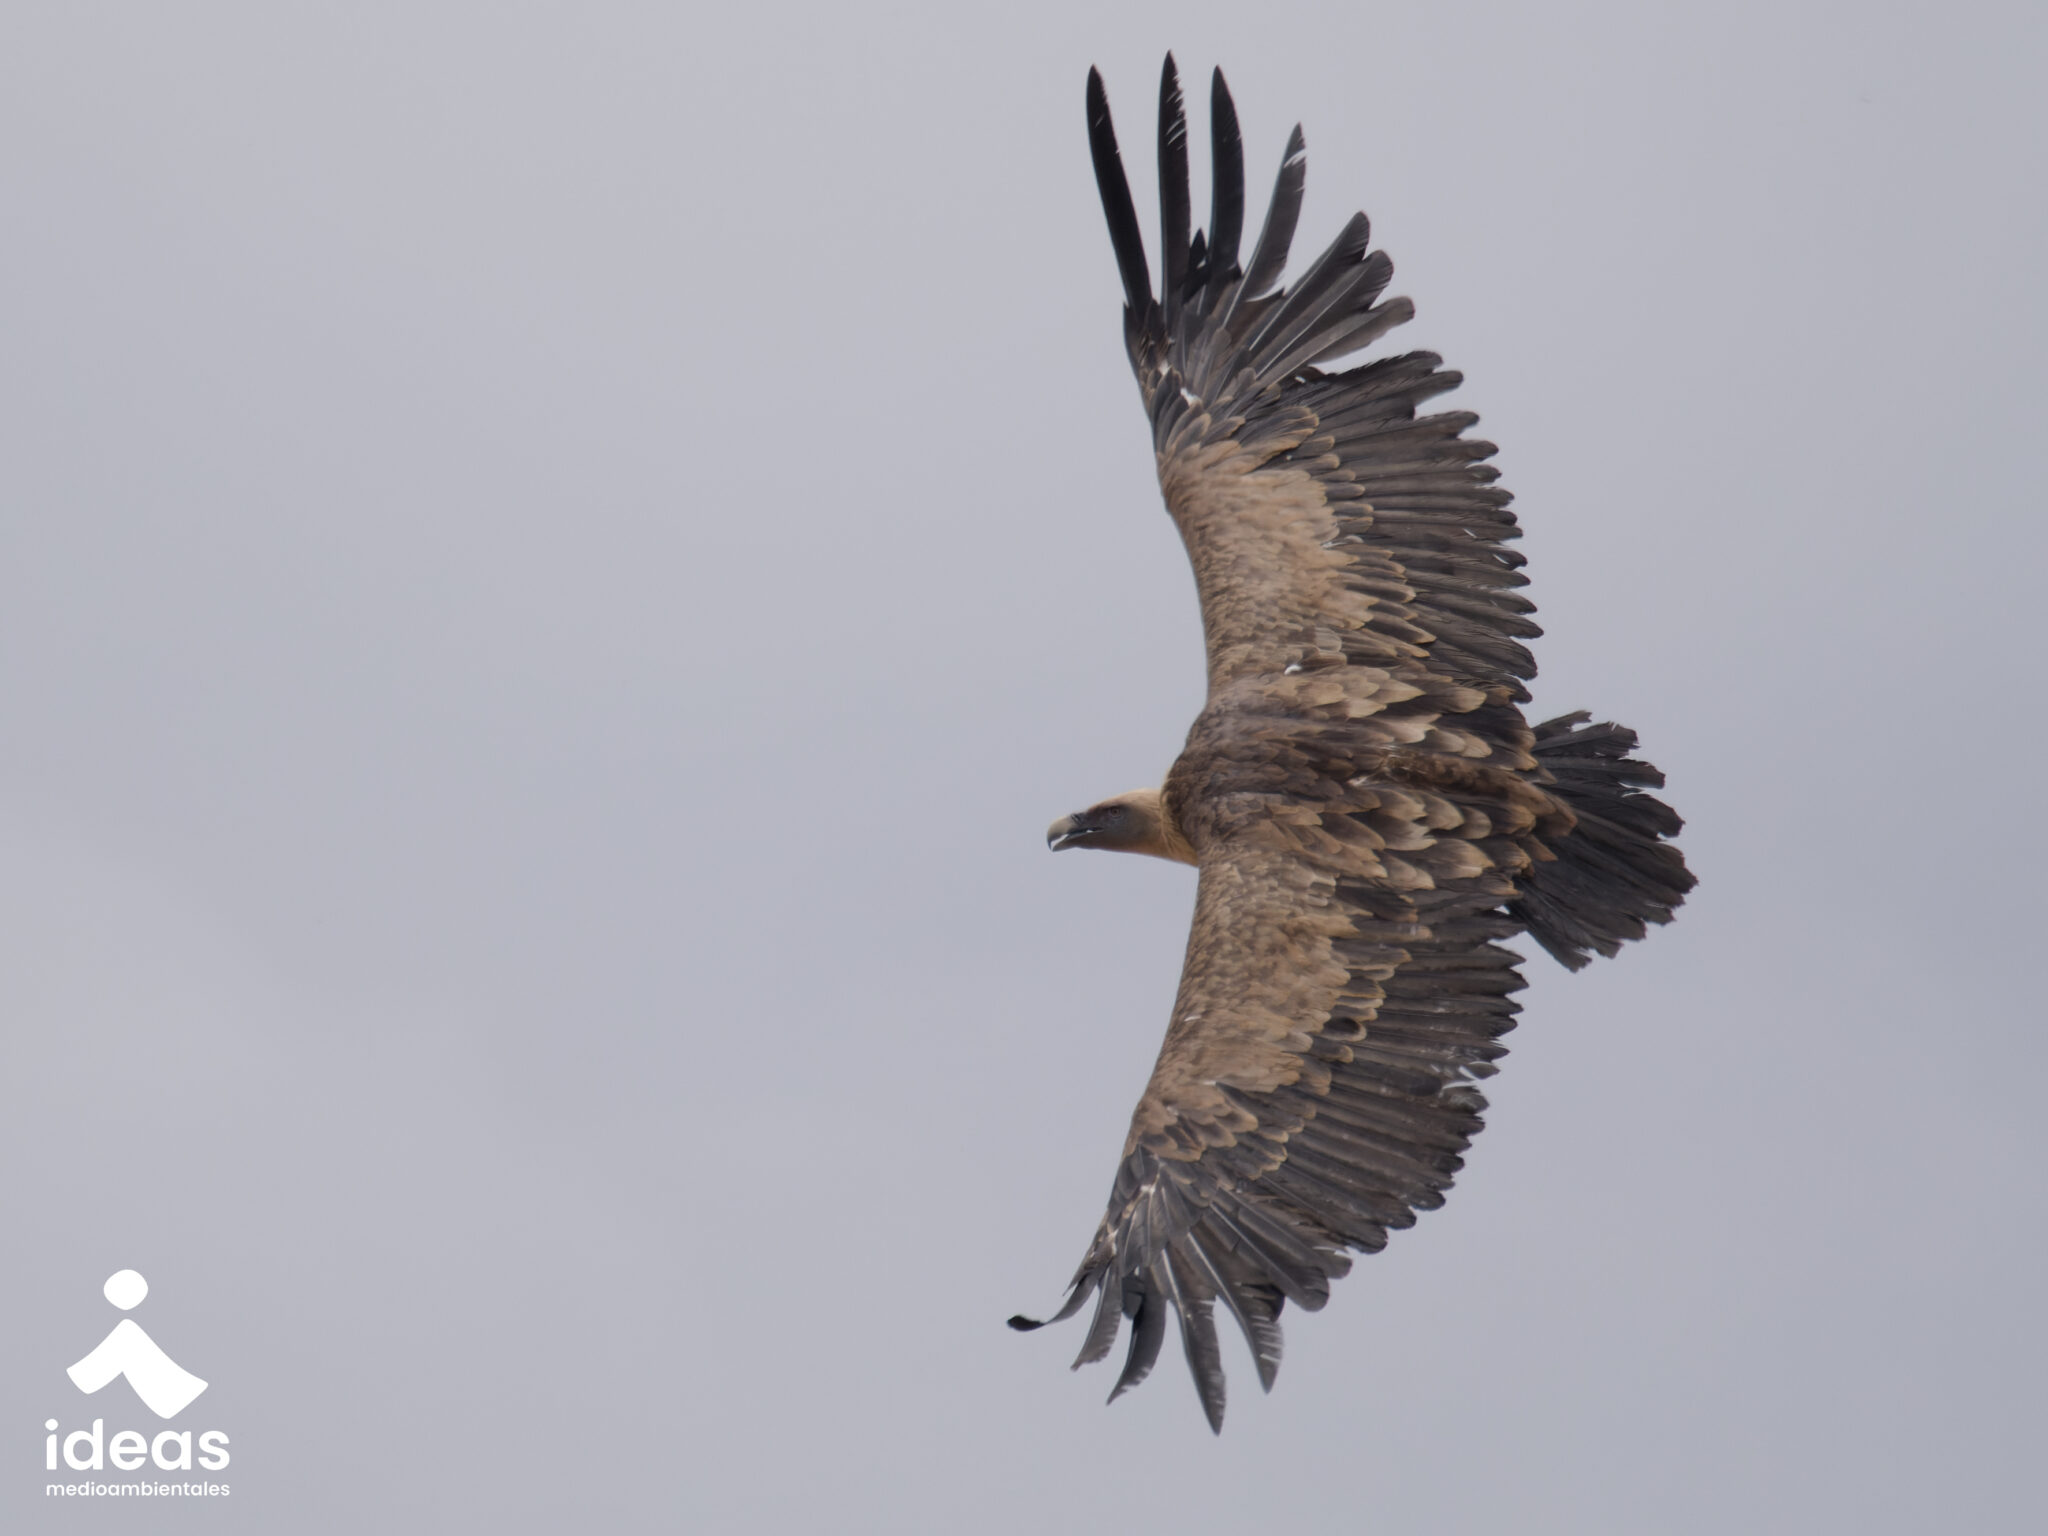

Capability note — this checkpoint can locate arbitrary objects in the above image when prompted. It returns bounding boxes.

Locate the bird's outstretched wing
[1013,59,1691,1433]
[1091,57,1539,709]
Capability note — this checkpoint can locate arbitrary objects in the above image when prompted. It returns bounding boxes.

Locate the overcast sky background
[3,3,2043,1532]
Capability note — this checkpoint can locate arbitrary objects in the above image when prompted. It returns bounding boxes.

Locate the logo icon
[65,1270,208,1419]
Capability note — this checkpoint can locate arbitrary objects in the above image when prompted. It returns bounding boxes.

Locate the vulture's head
[1046,788,1195,864]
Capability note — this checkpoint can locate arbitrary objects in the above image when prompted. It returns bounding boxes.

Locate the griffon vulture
[1009,58,1695,1433]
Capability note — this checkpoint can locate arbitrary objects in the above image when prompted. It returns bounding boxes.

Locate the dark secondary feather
[1014,58,1694,1434]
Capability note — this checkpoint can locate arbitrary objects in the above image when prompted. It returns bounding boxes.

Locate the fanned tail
[1512,712,1695,970]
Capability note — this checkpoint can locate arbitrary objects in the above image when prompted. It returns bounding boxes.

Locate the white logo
[43,1269,231,1493]
[65,1270,208,1419]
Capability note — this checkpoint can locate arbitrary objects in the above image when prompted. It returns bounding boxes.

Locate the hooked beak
[1046,813,1086,852]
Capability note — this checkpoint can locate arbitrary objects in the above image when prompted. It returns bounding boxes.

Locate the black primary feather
[1208,69,1244,281]
[1239,123,1306,300]
[1157,54,1191,322]
[1163,1249,1227,1433]
[1086,67,1152,317]
[1109,1279,1168,1402]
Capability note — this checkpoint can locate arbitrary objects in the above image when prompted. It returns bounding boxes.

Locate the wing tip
[1086,62,1154,318]
[1157,52,1192,314]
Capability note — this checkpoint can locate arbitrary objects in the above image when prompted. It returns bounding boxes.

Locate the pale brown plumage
[1010,58,1695,1433]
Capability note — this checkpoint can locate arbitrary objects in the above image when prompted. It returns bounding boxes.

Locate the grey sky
[2,2,2043,1531]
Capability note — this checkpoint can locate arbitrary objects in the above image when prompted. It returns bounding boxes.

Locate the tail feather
[1511,712,1695,970]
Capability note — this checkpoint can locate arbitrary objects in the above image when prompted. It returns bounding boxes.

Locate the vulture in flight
[1009,58,1695,1433]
